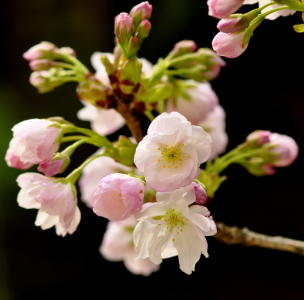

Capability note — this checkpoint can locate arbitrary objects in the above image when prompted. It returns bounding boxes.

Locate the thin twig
[214,222,304,256]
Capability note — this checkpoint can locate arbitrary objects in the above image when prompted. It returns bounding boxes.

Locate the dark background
[1,0,304,299]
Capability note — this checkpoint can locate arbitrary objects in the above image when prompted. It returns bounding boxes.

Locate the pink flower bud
[207,0,245,19]
[269,133,298,167]
[29,69,63,93]
[38,154,70,176]
[115,13,133,36]
[217,16,245,33]
[90,173,144,221]
[192,182,207,204]
[23,41,57,61]
[6,119,63,166]
[212,31,248,58]
[246,130,271,145]
[57,47,77,57]
[130,1,153,21]
[169,40,198,58]
[29,59,54,71]
[137,20,151,38]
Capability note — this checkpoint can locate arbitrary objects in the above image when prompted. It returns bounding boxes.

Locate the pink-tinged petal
[207,0,245,19]
[173,223,204,274]
[35,210,59,229]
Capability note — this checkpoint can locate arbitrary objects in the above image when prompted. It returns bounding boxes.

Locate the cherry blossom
[134,112,211,192]
[17,173,80,237]
[100,216,159,276]
[133,185,217,274]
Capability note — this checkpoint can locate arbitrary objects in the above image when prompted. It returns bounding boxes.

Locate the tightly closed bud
[130,1,153,24]
[115,13,133,44]
[169,40,198,58]
[217,15,246,33]
[29,59,54,71]
[29,68,64,93]
[137,20,151,38]
[246,130,271,145]
[23,41,57,61]
[38,153,70,176]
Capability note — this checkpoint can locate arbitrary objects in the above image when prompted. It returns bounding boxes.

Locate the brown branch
[214,222,304,256]
[115,100,143,143]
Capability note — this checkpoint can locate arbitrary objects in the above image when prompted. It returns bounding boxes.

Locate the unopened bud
[217,15,246,33]
[130,1,152,24]
[29,68,63,93]
[115,13,133,44]
[246,130,271,145]
[23,41,57,61]
[192,181,207,204]
[169,40,197,58]
[38,153,70,176]
[29,59,54,71]
[137,20,151,38]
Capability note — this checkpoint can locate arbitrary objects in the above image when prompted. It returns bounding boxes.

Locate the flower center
[163,209,187,233]
[158,144,189,168]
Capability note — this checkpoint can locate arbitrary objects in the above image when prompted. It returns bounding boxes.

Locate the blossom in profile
[90,173,144,221]
[166,81,219,125]
[5,119,62,166]
[212,31,248,58]
[17,173,80,237]
[78,149,132,206]
[133,185,217,274]
[243,0,295,20]
[100,216,159,276]
[134,112,211,192]
[207,0,245,19]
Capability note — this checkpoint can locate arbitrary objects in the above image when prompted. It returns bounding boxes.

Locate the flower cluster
[5,1,300,276]
[208,0,302,58]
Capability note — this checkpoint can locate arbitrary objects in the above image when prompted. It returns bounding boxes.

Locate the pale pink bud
[212,31,248,58]
[17,173,80,236]
[246,130,271,145]
[137,20,151,38]
[269,133,298,167]
[5,149,33,170]
[169,40,198,58]
[207,0,245,19]
[6,119,62,166]
[130,1,153,21]
[57,47,76,57]
[115,13,133,36]
[38,154,70,176]
[90,173,144,221]
[192,182,207,204]
[29,59,54,71]
[217,16,244,33]
[23,41,57,61]
[29,69,62,93]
